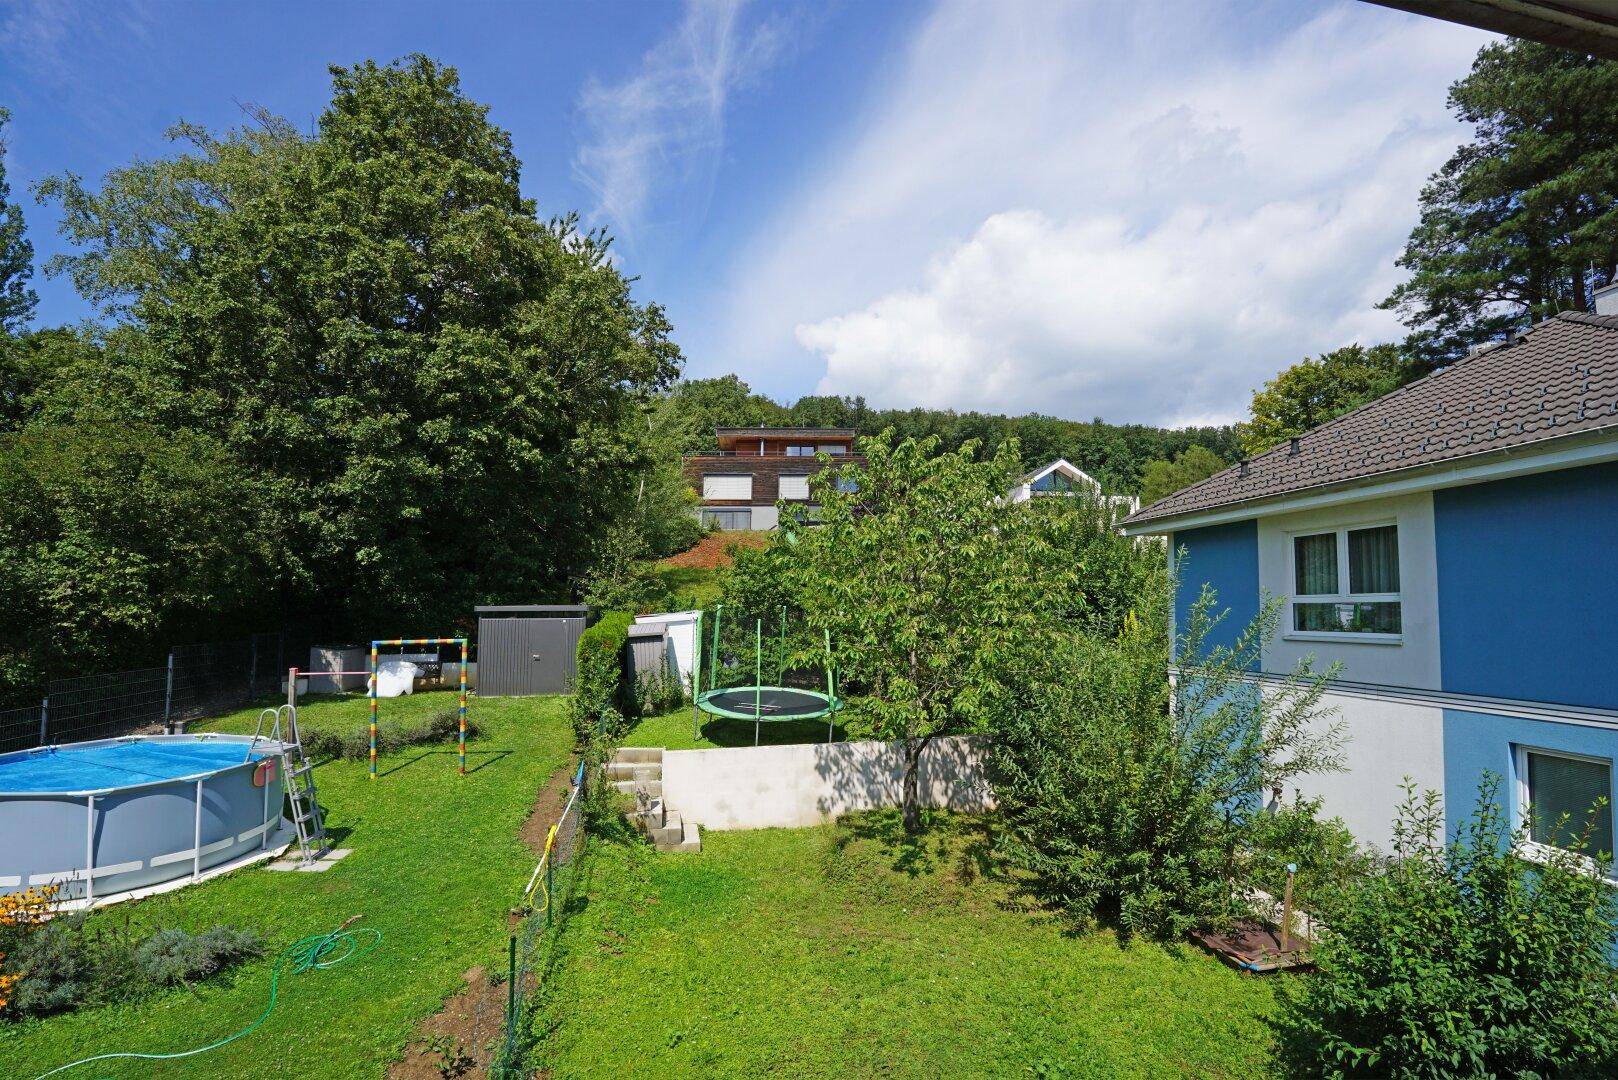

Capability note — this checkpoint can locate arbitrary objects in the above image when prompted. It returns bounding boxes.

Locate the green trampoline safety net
[695,686,840,721]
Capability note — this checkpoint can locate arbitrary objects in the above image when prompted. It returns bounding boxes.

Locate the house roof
[714,427,857,438]
[1019,458,1101,487]
[1123,312,1618,530]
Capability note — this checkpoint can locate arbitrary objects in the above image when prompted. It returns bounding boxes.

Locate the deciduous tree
[1238,344,1408,457]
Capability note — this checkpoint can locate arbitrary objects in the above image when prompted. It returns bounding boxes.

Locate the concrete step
[651,810,684,848]
[604,762,661,782]
[611,778,662,798]
[634,797,666,832]
[614,747,664,764]
[668,816,701,854]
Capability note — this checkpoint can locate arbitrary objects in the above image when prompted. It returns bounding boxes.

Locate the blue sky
[1,0,1492,425]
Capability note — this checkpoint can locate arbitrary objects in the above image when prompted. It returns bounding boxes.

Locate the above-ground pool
[0,734,288,904]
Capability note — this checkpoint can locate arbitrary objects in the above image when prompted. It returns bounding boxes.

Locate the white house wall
[1286,687,1446,851]
[1257,491,1442,691]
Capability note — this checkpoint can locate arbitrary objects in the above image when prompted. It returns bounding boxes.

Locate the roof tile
[1124,312,1618,527]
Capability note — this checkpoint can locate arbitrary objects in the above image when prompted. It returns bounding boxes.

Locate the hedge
[570,610,634,744]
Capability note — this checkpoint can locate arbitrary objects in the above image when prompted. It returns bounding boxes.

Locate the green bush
[1245,794,1367,921]
[1278,778,1618,1077]
[4,917,263,1018]
[570,610,634,744]
[990,588,1342,940]
[134,927,265,987]
[302,707,479,761]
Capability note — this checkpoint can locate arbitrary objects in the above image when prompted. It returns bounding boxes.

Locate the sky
[0,0,1494,427]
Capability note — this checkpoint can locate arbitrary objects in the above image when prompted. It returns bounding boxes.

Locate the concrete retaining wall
[662,736,993,831]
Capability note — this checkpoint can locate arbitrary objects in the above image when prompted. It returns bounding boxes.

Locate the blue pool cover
[0,740,268,793]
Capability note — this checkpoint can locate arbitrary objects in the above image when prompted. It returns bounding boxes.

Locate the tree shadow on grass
[833,808,999,879]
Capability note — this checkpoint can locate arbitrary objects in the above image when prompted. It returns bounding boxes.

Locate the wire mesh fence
[2,631,307,752]
[491,758,588,1078]
[0,703,45,755]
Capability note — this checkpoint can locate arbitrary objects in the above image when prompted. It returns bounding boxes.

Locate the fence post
[38,696,48,747]
[506,934,517,1027]
[163,652,175,731]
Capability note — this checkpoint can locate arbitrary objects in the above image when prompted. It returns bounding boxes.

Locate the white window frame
[778,474,811,501]
[784,445,816,457]
[1284,518,1403,644]
[1514,744,1617,882]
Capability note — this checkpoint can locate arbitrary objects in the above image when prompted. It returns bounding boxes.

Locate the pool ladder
[251,705,329,867]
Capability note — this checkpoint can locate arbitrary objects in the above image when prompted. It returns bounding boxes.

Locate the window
[835,476,859,494]
[778,475,810,500]
[1518,747,1614,859]
[1289,523,1401,637]
[785,445,817,457]
[701,508,752,531]
[702,474,753,500]
[817,444,847,455]
[1030,471,1080,494]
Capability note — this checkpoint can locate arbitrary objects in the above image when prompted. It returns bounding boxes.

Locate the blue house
[1120,311,1618,855]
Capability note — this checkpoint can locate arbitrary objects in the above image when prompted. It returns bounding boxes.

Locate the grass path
[1,691,572,1079]
[536,815,1279,1078]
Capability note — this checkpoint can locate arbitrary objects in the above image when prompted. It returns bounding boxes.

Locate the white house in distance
[1005,459,1139,519]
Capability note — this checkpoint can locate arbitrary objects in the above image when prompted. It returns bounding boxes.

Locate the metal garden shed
[475,606,589,696]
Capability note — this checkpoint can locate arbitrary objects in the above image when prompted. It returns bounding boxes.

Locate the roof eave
[1120,428,1618,535]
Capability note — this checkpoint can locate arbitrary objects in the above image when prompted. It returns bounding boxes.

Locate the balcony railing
[684,450,858,459]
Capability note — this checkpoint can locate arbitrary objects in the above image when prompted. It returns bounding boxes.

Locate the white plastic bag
[374,660,418,698]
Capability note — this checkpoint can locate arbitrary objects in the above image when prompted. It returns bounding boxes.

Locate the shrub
[134,927,264,987]
[570,610,634,744]
[4,916,265,1019]
[1245,794,1367,923]
[990,587,1342,939]
[1278,778,1618,1077]
[303,707,479,761]
[3,913,103,1017]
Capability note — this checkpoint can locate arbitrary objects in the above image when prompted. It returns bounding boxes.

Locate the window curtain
[1348,525,1399,594]
[1528,752,1615,856]
[1293,534,1337,595]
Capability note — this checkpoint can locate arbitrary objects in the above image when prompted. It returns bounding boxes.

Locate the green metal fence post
[506,934,517,1027]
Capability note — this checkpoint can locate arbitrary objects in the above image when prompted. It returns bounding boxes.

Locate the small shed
[633,610,700,691]
[475,606,589,696]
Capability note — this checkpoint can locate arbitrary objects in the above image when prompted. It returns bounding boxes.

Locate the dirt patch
[658,531,768,570]
[520,758,579,854]
[389,762,578,1079]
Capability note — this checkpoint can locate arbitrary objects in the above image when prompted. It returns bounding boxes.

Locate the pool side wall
[0,736,285,900]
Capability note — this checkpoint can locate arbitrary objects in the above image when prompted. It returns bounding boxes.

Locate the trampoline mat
[698,687,836,720]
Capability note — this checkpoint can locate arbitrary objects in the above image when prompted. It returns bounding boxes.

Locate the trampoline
[693,605,842,743]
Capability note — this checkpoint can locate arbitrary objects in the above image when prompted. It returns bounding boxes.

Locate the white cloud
[710,0,1494,425]
[573,0,790,243]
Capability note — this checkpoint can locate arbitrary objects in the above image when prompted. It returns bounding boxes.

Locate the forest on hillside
[665,375,1242,496]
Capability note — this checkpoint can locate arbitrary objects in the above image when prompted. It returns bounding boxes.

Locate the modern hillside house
[682,427,862,531]
[1121,311,1618,856]
[1005,458,1139,519]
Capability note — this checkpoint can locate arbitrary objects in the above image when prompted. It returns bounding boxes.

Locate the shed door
[478,616,584,696]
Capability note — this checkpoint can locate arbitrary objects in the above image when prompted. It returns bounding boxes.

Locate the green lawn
[534,815,1280,1078]
[1,690,573,1079]
[623,704,848,751]
[648,564,723,609]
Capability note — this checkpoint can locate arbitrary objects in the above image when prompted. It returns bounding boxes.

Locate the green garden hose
[32,915,381,1079]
